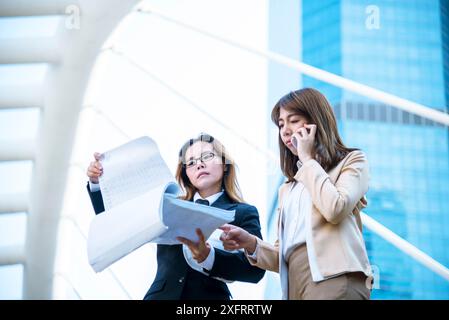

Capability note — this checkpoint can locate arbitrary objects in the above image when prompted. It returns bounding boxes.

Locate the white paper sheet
[155,193,235,245]
[98,136,174,211]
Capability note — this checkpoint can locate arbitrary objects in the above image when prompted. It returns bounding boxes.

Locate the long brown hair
[175,133,245,203]
[271,88,357,182]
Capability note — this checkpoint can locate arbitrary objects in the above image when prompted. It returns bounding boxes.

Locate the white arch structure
[0,0,140,299]
[0,1,448,300]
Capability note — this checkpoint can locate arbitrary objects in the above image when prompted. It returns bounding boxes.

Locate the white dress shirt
[282,181,308,261]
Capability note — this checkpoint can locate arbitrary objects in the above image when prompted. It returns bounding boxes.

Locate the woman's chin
[194,179,217,192]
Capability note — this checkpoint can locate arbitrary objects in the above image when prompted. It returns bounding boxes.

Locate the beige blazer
[247,150,372,298]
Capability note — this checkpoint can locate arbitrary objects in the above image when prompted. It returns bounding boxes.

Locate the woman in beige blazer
[220,88,373,300]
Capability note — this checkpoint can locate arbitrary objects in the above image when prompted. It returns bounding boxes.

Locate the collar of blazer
[211,192,239,210]
[189,191,239,211]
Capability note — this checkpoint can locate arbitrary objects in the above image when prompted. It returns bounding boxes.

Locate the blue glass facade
[267,0,449,299]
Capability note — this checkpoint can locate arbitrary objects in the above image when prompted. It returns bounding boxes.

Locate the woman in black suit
[86,133,265,299]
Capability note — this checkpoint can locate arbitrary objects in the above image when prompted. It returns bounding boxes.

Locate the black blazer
[87,184,265,300]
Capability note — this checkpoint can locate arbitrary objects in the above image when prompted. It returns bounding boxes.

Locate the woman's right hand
[86,152,103,184]
[219,224,257,254]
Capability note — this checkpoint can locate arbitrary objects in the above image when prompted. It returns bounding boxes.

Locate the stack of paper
[87,136,235,272]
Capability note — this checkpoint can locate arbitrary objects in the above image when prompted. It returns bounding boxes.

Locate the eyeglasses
[185,152,216,168]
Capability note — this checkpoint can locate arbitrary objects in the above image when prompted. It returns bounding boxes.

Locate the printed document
[87,137,235,272]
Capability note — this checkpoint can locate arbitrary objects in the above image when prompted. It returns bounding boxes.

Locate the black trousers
[179,271,231,300]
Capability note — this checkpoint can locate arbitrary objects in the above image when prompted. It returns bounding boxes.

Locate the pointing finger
[219,224,232,232]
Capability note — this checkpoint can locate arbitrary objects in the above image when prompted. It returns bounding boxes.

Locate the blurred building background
[1,0,448,299]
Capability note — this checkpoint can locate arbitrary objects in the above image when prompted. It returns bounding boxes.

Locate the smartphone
[292,135,298,148]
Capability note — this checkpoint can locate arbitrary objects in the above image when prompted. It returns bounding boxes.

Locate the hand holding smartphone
[292,126,311,149]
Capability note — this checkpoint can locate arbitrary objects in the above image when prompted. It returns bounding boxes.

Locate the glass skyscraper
[267,0,449,299]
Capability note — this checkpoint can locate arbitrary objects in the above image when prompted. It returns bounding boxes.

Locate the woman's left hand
[177,228,211,263]
[292,124,316,163]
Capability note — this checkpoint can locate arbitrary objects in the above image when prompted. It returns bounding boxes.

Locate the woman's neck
[198,185,222,199]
